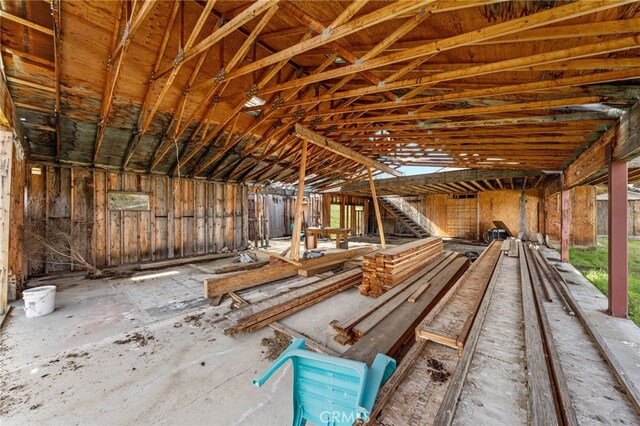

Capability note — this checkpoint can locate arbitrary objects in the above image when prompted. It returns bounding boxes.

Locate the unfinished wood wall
[413,190,542,240]
[26,165,251,276]
[478,189,540,238]
[546,186,597,246]
[596,200,640,236]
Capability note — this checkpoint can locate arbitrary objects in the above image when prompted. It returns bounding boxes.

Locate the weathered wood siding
[26,164,250,275]
[546,186,597,246]
[597,199,640,236]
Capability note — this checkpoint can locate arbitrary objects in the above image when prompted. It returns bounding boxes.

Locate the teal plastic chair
[253,338,396,426]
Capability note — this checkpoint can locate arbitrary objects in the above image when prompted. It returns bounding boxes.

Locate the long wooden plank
[517,241,559,425]
[204,262,299,298]
[432,252,505,426]
[294,124,401,176]
[343,257,470,365]
[139,252,235,270]
[227,269,362,333]
[354,254,460,336]
[213,261,269,274]
[332,253,452,336]
[298,259,347,277]
[225,268,361,323]
[523,245,578,426]
[227,292,340,357]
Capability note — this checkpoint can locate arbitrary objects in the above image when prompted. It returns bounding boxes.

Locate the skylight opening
[244,96,265,117]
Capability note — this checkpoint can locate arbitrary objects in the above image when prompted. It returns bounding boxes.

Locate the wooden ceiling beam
[321,96,603,126]
[264,68,640,116]
[277,0,396,102]
[190,53,340,177]
[259,33,640,103]
[294,124,401,176]
[291,16,640,58]
[251,0,633,96]
[225,0,436,81]
[5,76,54,93]
[172,4,280,175]
[156,0,277,78]
[140,0,217,136]
[341,168,544,192]
[122,0,181,170]
[0,46,54,68]
[0,10,53,35]
[93,0,157,165]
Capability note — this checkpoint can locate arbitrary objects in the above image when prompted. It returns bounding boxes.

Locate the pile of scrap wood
[222,268,362,334]
[203,246,374,298]
[359,237,443,297]
[331,251,470,362]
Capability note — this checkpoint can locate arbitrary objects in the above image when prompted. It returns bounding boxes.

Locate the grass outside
[568,237,640,326]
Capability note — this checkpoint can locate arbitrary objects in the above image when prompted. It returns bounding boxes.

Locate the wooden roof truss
[1,0,639,191]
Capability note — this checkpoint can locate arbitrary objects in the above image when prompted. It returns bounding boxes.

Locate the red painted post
[561,189,570,263]
[608,160,628,318]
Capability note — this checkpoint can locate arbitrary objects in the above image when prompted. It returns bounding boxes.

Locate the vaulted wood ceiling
[2,0,640,191]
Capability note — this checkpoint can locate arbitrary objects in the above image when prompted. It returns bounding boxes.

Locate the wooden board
[213,260,269,274]
[297,259,347,276]
[342,257,470,365]
[204,262,299,298]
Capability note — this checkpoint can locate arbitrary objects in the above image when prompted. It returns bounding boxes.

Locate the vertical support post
[0,131,14,314]
[368,167,386,249]
[290,139,308,261]
[608,160,628,318]
[561,189,570,263]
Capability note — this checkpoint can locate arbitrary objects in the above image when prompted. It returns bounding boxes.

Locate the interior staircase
[378,197,431,238]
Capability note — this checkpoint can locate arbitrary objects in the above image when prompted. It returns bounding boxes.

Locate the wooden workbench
[305,227,350,249]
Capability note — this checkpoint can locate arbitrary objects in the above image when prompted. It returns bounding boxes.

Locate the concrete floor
[1,238,639,425]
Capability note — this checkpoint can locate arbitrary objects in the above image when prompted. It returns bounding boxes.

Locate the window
[108,192,150,211]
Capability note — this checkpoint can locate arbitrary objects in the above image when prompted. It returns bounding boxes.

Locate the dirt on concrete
[114,332,155,347]
[261,331,291,361]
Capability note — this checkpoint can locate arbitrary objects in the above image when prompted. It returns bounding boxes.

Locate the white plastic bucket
[23,286,56,318]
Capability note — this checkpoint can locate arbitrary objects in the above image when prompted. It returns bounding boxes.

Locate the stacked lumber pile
[331,252,470,362]
[359,237,443,297]
[222,268,362,334]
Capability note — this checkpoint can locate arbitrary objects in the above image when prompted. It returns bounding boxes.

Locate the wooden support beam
[294,124,401,176]
[321,96,604,126]
[341,168,543,193]
[368,167,386,249]
[561,189,570,263]
[156,0,277,78]
[290,138,308,261]
[608,160,628,318]
[173,3,280,174]
[564,102,640,188]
